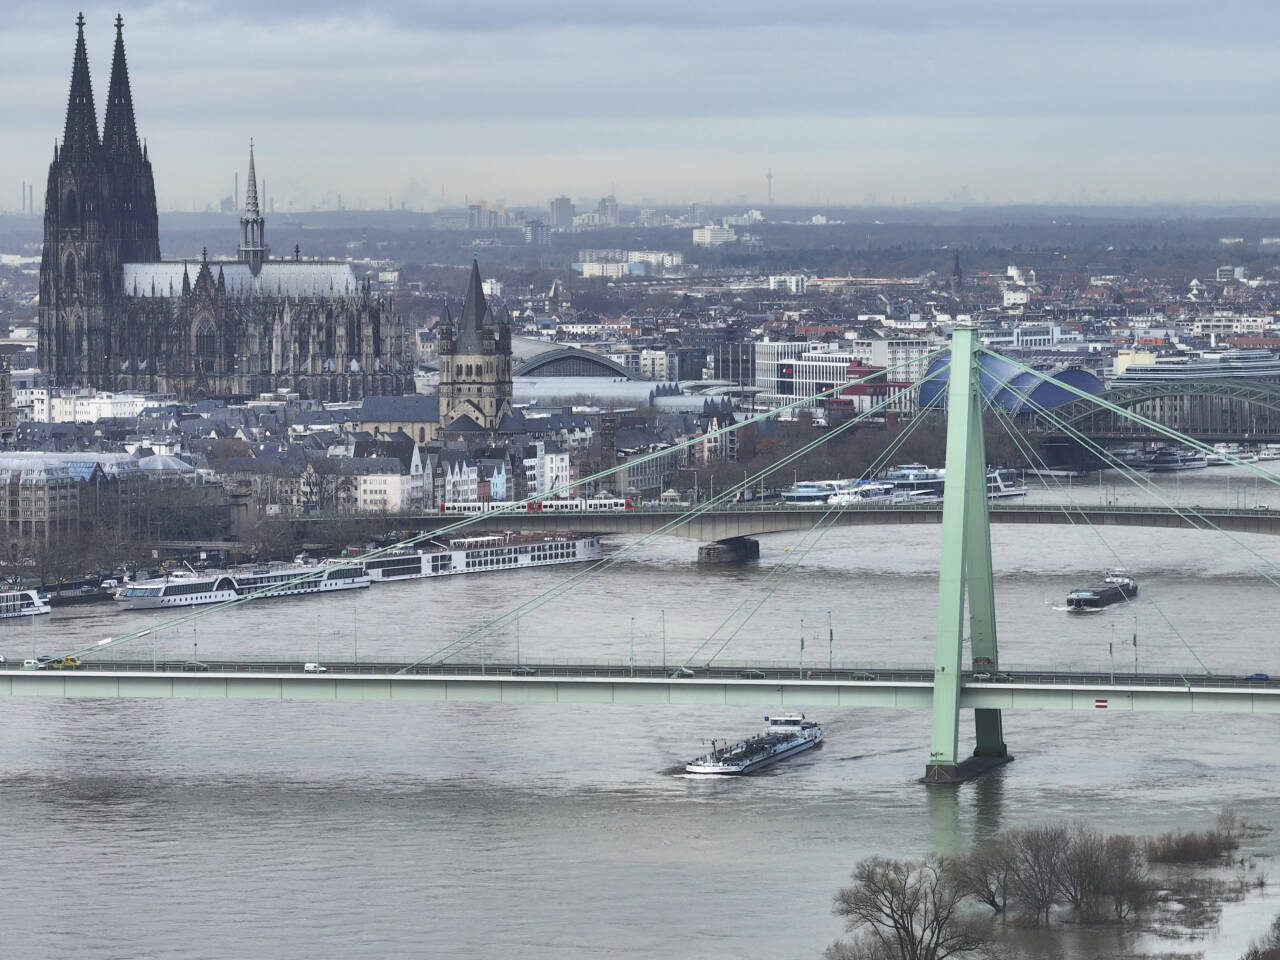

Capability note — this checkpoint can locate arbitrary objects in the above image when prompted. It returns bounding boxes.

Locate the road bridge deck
[4,662,1277,713]
[276,502,1280,540]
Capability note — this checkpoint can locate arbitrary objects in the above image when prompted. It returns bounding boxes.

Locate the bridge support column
[923,325,1013,785]
[697,537,760,563]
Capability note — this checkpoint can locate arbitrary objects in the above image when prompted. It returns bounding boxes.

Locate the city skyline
[4,2,1280,212]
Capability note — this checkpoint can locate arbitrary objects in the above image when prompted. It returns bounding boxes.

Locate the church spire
[61,13,100,163]
[244,139,260,217]
[238,139,267,275]
[103,14,140,162]
[454,259,488,354]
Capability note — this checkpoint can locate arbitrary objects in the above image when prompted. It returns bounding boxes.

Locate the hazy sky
[5,1,1280,211]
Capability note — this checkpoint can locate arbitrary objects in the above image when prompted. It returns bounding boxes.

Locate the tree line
[827,812,1253,960]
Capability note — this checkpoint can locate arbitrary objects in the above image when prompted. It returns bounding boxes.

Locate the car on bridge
[50,657,81,669]
[181,661,210,672]
[303,662,327,673]
[738,669,767,679]
[669,667,695,678]
[1244,673,1271,681]
[511,666,537,676]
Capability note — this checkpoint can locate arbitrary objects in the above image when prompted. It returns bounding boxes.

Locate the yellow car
[49,656,81,670]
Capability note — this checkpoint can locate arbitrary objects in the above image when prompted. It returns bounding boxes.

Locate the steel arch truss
[1047,379,1280,438]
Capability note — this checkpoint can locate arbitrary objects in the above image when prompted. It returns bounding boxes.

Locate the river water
[2,463,1279,958]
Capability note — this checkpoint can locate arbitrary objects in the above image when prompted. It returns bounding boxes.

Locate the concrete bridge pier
[697,537,761,563]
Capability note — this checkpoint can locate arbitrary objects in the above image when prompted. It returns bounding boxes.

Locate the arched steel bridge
[1042,378,1280,441]
[271,502,1280,546]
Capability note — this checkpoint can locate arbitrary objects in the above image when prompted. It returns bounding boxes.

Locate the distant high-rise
[549,195,574,229]
[766,169,774,205]
[523,219,550,245]
[597,195,619,227]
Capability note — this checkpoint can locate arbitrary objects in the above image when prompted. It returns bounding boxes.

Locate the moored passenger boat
[353,532,603,582]
[1147,448,1208,472]
[0,589,52,619]
[114,561,369,610]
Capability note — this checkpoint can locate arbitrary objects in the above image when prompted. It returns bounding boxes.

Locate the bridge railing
[282,502,1276,523]
[4,659,1273,687]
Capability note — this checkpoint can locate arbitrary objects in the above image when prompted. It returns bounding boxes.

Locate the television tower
[766,169,774,205]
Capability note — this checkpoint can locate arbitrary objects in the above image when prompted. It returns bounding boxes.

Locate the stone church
[436,261,519,434]
[39,15,409,401]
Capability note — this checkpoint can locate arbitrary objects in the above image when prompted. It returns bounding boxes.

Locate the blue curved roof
[918,350,1102,411]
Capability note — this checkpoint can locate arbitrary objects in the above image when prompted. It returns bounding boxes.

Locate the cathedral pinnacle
[238,140,267,275]
[103,12,141,161]
[245,139,260,217]
[61,12,101,163]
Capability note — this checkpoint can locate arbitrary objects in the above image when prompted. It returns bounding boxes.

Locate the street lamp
[1132,619,1138,676]
[799,616,805,679]
[1109,623,1115,683]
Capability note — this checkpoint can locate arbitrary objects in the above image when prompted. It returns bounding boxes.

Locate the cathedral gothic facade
[38,16,409,401]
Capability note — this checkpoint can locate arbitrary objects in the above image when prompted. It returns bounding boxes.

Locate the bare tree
[1100,834,1153,921]
[1007,826,1068,926]
[1057,823,1108,919]
[831,855,991,960]
[952,835,1015,916]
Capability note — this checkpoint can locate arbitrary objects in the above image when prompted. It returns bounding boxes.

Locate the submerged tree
[829,855,991,960]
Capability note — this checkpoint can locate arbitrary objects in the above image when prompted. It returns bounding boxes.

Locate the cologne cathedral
[38,15,408,400]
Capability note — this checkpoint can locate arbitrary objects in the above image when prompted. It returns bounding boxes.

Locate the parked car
[303,662,327,673]
[1244,673,1271,681]
[181,660,210,672]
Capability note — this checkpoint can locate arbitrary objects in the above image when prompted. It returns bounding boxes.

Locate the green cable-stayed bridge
[8,329,1280,784]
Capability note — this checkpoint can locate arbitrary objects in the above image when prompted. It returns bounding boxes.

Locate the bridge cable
[692,388,946,669]
[984,378,1272,674]
[399,382,933,671]
[979,347,1280,490]
[992,396,1226,673]
[1015,395,1280,591]
[407,386,922,670]
[990,365,1280,591]
[51,351,947,666]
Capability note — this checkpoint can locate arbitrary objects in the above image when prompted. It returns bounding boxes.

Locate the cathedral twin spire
[61,13,100,163]
[63,12,142,164]
[103,14,141,162]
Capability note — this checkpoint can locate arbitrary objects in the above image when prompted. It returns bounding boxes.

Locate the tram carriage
[440,498,633,515]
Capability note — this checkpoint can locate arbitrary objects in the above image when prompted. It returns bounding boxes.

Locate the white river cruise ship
[114,561,370,610]
[353,533,603,582]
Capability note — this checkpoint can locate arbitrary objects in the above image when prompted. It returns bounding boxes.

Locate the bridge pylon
[923,325,1013,784]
